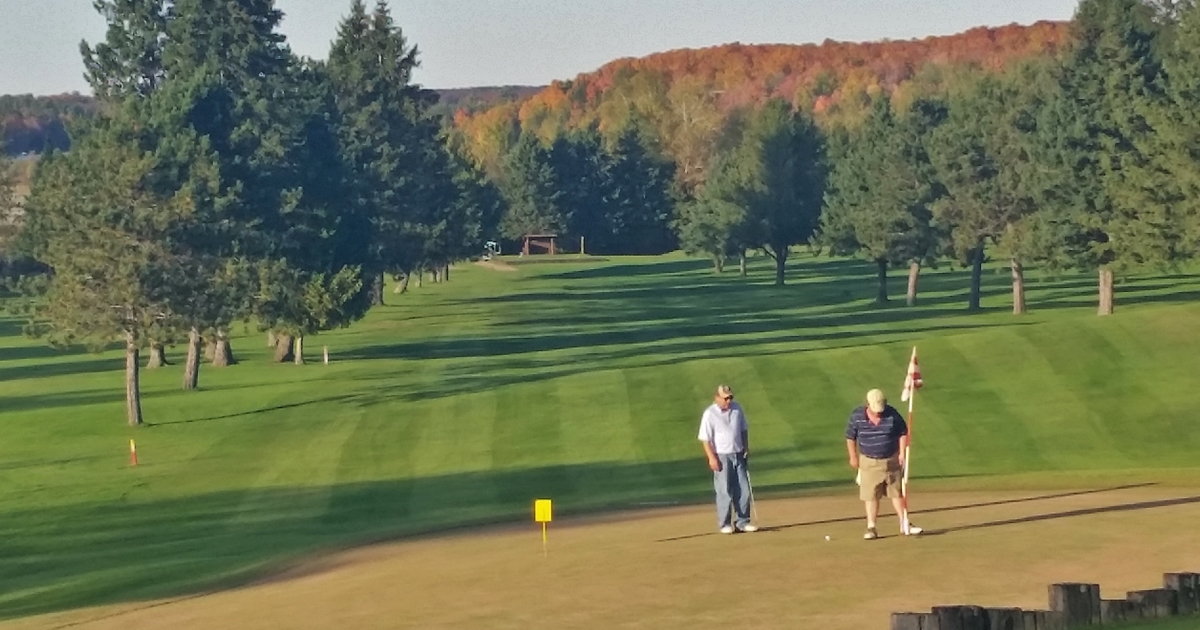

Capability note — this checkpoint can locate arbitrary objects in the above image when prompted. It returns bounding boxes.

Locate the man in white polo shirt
[698,384,758,534]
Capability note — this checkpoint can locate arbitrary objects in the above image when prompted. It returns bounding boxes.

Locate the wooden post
[1098,267,1114,315]
[323,345,329,365]
[580,236,585,255]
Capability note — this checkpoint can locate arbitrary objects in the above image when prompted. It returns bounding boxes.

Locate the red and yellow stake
[129,439,138,467]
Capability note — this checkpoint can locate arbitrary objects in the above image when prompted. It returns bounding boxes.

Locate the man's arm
[741,429,749,458]
[898,434,909,466]
[846,438,859,469]
[702,440,720,471]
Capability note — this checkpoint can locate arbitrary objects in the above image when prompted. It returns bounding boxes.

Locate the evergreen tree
[1035,0,1175,315]
[603,128,677,255]
[20,116,204,426]
[329,0,440,304]
[707,99,825,286]
[820,97,939,303]
[499,133,566,240]
[927,66,1050,314]
[81,0,169,102]
[159,0,369,361]
[674,196,747,273]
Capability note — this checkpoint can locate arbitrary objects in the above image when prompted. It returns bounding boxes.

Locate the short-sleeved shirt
[698,402,748,455]
[845,405,907,459]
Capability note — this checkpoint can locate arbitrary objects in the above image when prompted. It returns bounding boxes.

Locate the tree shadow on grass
[0,454,824,621]
[0,356,124,383]
[338,320,1017,405]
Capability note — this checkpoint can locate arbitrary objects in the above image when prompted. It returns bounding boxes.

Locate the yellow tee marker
[534,499,552,556]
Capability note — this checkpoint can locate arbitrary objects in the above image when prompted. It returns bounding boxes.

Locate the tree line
[5,0,510,426]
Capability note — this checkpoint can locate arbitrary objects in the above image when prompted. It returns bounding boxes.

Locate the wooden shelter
[521,234,558,256]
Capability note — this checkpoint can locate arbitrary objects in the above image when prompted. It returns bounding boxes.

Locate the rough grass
[1,252,1198,620]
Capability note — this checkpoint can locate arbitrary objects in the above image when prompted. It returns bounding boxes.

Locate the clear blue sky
[0,0,1080,96]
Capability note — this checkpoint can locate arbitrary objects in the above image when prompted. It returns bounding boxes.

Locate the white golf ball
[824,535,831,541]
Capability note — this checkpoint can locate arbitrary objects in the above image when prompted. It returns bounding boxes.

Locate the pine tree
[499,133,567,240]
[20,116,199,426]
[707,99,825,286]
[603,128,677,255]
[1035,0,1175,315]
[821,96,939,303]
[81,0,169,102]
[927,66,1050,314]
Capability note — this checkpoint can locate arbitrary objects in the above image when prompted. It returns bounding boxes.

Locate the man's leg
[713,455,733,530]
[889,496,905,526]
[865,497,879,530]
[732,454,752,528]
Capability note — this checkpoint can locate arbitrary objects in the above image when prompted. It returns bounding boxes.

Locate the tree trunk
[267,330,276,348]
[739,251,748,277]
[370,271,385,306]
[876,259,889,304]
[204,337,216,362]
[443,264,450,282]
[417,271,423,288]
[1098,267,1114,316]
[146,343,169,369]
[1012,258,1027,315]
[712,255,724,274]
[125,332,143,427]
[906,261,920,307]
[274,334,295,363]
[394,273,410,294]
[968,244,984,311]
[774,251,787,286]
[183,327,201,390]
[294,335,305,365]
[211,330,236,367]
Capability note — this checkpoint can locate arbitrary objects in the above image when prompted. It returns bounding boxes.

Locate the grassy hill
[1,252,1198,619]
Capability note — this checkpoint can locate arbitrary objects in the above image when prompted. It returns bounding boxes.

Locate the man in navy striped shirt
[845,389,922,539]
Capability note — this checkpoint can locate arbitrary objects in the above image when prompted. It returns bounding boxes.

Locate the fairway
[2,253,1200,625]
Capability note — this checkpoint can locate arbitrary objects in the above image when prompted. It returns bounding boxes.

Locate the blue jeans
[713,452,751,529]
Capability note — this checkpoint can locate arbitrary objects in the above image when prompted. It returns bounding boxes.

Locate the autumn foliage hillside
[453,21,1070,184]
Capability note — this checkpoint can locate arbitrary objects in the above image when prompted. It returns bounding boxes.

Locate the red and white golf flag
[900,347,922,403]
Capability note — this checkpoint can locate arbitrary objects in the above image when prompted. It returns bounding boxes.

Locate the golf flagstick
[899,346,922,535]
[901,390,913,535]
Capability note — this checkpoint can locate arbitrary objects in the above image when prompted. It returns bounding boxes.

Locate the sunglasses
[721,395,733,401]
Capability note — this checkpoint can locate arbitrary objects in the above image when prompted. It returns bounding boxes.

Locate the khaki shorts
[859,455,902,501]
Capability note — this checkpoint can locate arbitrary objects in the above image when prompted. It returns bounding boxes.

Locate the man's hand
[898,453,906,468]
[708,456,721,472]
[848,454,859,470]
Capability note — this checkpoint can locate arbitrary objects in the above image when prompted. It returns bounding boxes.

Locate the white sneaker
[906,525,924,536]
[719,526,735,534]
[738,524,759,533]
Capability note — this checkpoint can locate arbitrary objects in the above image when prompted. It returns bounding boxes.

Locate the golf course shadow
[927,493,1200,535]
[655,483,1161,543]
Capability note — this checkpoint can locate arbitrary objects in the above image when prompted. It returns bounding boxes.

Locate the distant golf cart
[482,240,501,260]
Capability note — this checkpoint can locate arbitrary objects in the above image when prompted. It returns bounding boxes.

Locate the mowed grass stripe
[934,332,1058,474]
[491,382,572,509]
[408,391,502,525]
[622,362,710,502]
[749,352,851,487]
[1017,321,1167,466]
[553,369,666,509]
